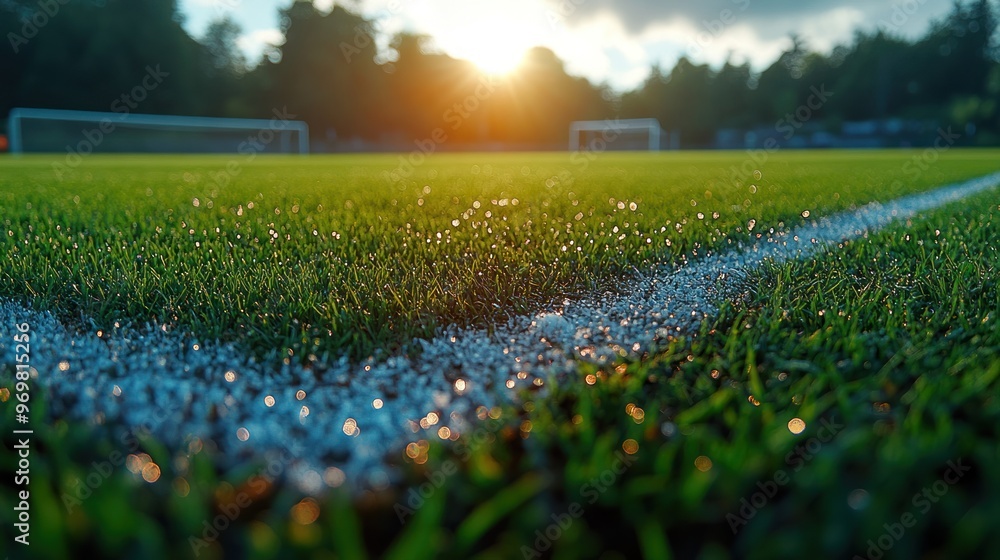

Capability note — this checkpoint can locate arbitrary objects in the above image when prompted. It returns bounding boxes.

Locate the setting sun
[461,38,528,75]
[416,3,548,75]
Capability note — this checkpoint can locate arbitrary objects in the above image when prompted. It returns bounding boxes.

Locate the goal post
[569,118,665,152]
[6,107,310,154]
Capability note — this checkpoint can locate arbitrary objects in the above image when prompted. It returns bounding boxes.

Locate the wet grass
[1,153,998,559]
[1,150,999,361]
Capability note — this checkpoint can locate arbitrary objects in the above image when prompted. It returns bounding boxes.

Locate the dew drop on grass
[753,169,762,180]
[801,210,811,218]
[622,439,639,454]
[788,418,806,434]
[142,463,161,483]
[749,185,758,194]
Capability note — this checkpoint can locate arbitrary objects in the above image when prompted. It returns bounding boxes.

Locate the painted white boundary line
[2,172,998,489]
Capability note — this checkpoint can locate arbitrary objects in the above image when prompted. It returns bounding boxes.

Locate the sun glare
[421,3,546,76]
[448,28,531,75]
[463,37,529,75]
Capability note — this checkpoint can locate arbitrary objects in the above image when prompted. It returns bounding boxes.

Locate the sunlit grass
[2,150,999,361]
[3,173,998,559]
[1,151,999,558]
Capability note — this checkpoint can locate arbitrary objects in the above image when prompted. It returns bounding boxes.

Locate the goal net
[7,107,310,154]
[569,118,665,152]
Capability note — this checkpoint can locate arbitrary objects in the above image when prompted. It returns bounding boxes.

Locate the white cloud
[179,0,958,89]
[236,28,284,62]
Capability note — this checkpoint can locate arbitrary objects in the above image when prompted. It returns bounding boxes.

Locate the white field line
[2,172,998,490]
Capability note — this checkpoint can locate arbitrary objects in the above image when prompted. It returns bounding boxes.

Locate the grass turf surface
[1,150,999,559]
[2,150,999,361]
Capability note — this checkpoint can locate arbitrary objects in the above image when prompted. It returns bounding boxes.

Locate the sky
[178,0,956,90]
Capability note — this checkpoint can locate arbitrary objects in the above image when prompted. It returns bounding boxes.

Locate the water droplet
[788,418,806,434]
[623,439,639,454]
[342,418,357,436]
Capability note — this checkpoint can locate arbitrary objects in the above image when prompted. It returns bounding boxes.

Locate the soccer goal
[569,118,666,152]
[7,107,310,154]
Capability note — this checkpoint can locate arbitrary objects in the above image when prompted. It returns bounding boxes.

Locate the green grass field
[2,150,999,360]
[1,150,999,559]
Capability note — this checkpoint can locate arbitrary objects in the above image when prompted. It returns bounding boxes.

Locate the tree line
[2,0,998,149]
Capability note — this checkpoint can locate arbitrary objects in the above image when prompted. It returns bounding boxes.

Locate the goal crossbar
[7,107,310,154]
